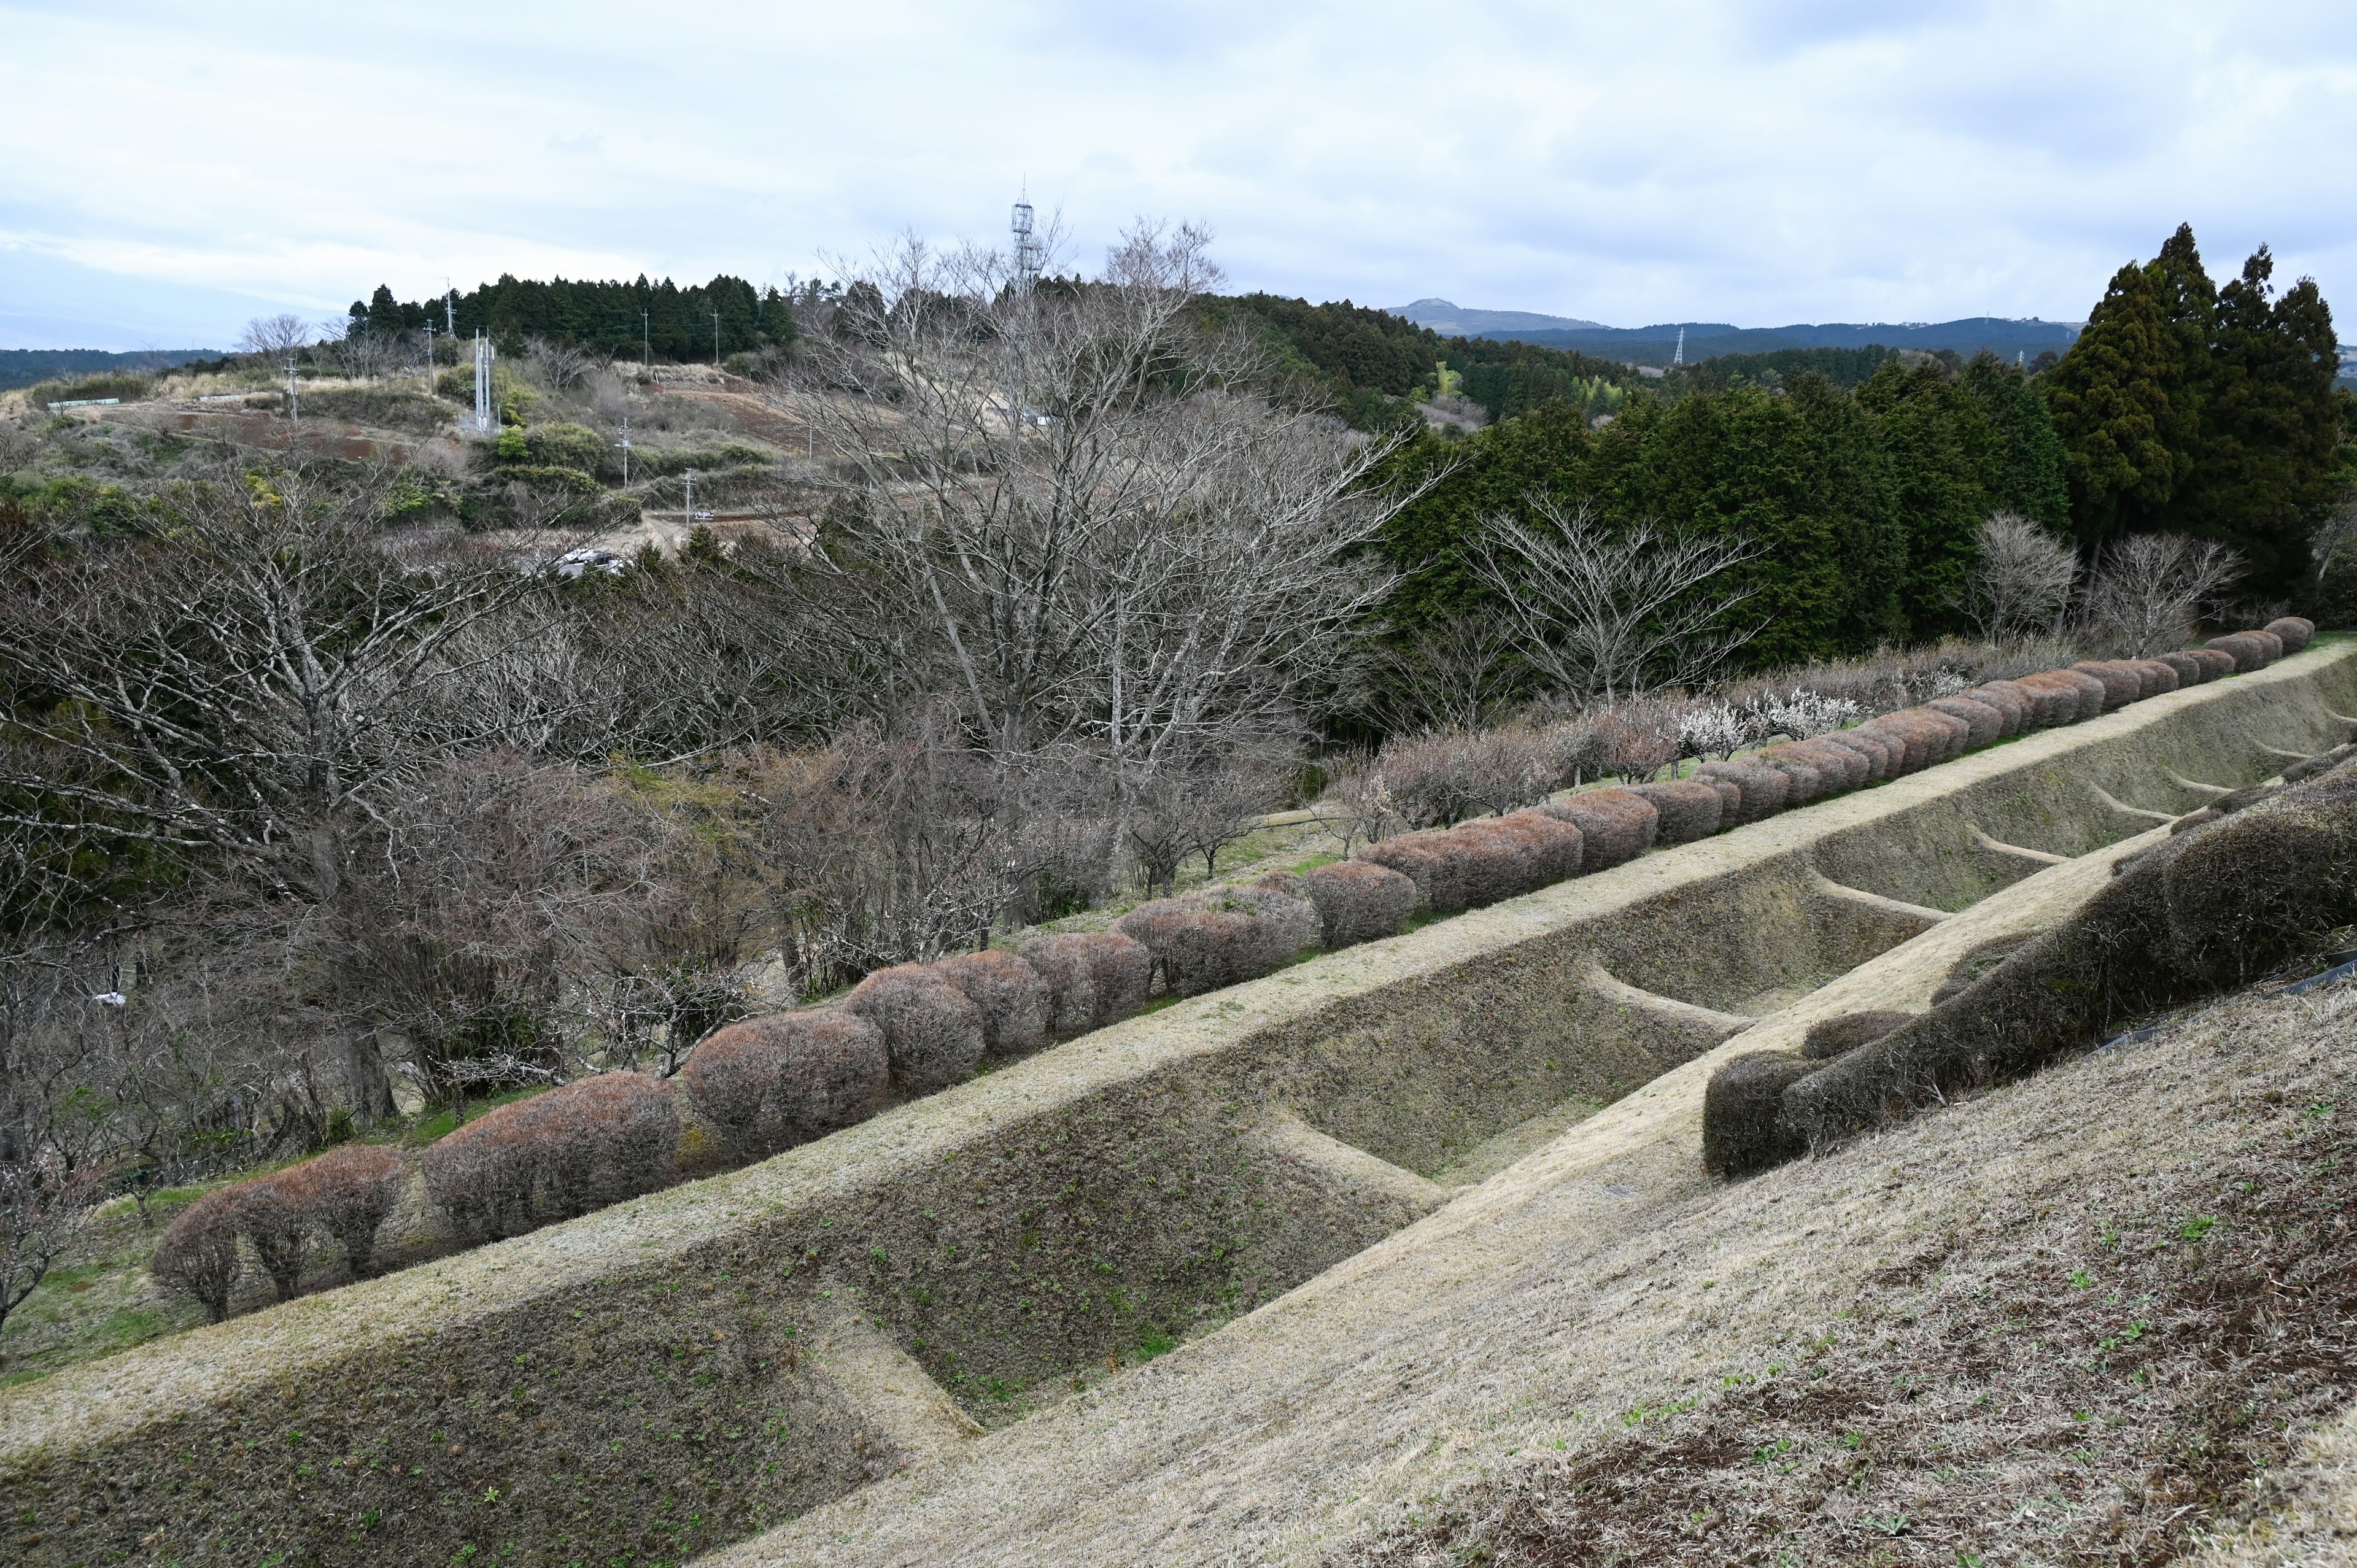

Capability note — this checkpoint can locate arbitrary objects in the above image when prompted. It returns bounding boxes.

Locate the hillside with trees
[0,218,2349,1406]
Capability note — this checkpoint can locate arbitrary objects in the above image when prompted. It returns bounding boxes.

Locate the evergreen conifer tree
[2043,258,2183,548]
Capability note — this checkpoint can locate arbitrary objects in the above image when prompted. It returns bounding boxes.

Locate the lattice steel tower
[1012,193,1043,295]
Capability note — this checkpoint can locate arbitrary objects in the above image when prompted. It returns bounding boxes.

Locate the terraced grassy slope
[5,644,2351,1567]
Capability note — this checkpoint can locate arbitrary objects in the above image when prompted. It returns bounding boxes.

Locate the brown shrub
[1693,773,1744,818]
[1498,808,1587,880]
[1792,738,1870,790]
[2007,671,2085,727]
[1627,781,1722,844]
[421,1108,536,1242]
[1125,904,1260,996]
[1859,711,1959,773]
[1305,860,1420,947]
[844,964,986,1092]
[1016,933,1099,1038]
[1817,730,1894,781]
[277,1145,408,1280]
[1800,1010,1914,1060]
[2250,628,2286,661]
[2154,650,2208,686]
[2070,661,2140,711]
[150,1188,246,1323]
[2267,616,2316,653]
[1360,833,1463,914]
[2051,668,2110,720]
[2204,632,2270,672]
[2126,658,2180,697]
[1926,695,2003,748]
[1701,1052,1819,1178]
[1077,932,1151,1025]
[1220,883,1323,970]
[1929,930,2038,1004]
[1912,706,1972,762]
[1964,682,2032,734]
[236,1174,314,1303]
[1444,818,1552,907]
[2188,646,2239,681]
[932,949,1051,1059]
[528,1073,682,1219]
[1754,746,1826,805]
[1696,760,1788,822]
[681,1011,889,1161]
[1538,788,1659,868]
[1784,765,2357,1159]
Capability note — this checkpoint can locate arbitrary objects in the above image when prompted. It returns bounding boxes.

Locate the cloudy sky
[4,0,2355,349]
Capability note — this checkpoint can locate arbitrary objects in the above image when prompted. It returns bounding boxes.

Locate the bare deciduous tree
[237,314,312,358]
[2310,496,2357,586]
[1468,495,1767,702]
[525,337,596,391]
[2080,533,2244,657]
[1956,511,2078,641]
[780,222,1418,884]
[1355,609,1527,733]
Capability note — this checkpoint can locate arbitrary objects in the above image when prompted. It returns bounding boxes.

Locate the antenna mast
[1672,326,1686,368]
[1011,192,1042,296]
[473,331,494,433]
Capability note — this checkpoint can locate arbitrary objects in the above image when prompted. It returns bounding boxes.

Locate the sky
[4,0,2356,350]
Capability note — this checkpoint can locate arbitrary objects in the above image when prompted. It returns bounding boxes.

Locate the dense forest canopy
[349,274,795,363]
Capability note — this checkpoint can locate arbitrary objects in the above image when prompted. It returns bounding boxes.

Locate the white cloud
[2,0,2353,347]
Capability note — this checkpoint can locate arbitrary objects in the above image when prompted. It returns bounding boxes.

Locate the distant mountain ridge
[0,347,220,392]
[1382,300,2082,366]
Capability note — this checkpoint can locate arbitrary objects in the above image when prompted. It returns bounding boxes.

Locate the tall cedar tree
[2046,224,2347,590]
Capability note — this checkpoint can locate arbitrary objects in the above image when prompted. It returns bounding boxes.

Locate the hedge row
[150,1144,408,1321]
[1702,616,2347,1180]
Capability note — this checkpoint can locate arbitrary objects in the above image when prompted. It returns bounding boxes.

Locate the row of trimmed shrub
[150,1145,408,1321]
[1704,719,2357,1180]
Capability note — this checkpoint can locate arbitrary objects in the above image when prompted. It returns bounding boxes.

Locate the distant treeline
[0,348,219,393]
[347,276,794,364]
[1209,294,1640,427]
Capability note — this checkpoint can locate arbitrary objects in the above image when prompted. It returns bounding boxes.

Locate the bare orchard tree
[2080,532,2244,656]
[525,336,597,391]
[0,462,551,895]
[319,322,406,382]
[2311,495,2357,588]
[237,314,312,359]
[1956,511,2078,641]
[781,222,1418,881]
[1468,495,1766,703]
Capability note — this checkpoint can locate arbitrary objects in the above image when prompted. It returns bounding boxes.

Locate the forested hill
[347,275,795,363]
[0,348,219,392]
[1478,317,2084,366]
[1209,293,1641,428]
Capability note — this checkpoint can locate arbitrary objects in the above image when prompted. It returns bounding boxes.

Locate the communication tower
[1012,193,1043,295]
[1672,326,1686,367]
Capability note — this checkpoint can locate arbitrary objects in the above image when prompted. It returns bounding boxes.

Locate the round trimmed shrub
[236,1172,314,1303]
[845,965,987,1092]
[2124,658,2180,698]
[1627,781,1722,844]
[1444,818,1549,907]
[1305,859,1420,947]
[1077,932,1152,1025]
[1800,1010,1914,1060]
[2205,633,2270,673]
[1926,695,2003,749]
[1697,760,1789,822]
[1819,730,1895,781]
[1694,773,1745,818]
[1538,788,1659,868]
[1754,746,1826,805]
[151,1188,247,1323]
[422,1107,538,1242]
[2007,672,2081,727]
[1498,808,1586,881]
[277,1144,408,1280]
[2266,616,2316,654]
[932,949,1051,1059]
[2188,646,2240,681]
[2070,661,2140,711]
[2154,651,2208,686]
[1792,738,1869,790]
[1018,933,1100,1038]
[1361,833,1463,915]
[1702,1052,1819,1178]
[530,1073,681,1218]
[1221,883,1323,969]
[681,1010,890,1161]
[1962,683,2029,735]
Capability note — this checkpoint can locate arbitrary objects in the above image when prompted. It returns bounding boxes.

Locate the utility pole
[643,309,651,370]
[683,468,695,536]
[422,317,433,384]
[443,277,455,339]
[473,331,493,434]
[712,311,721,366]
[615,416,630,484]
[286,354,299,424]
